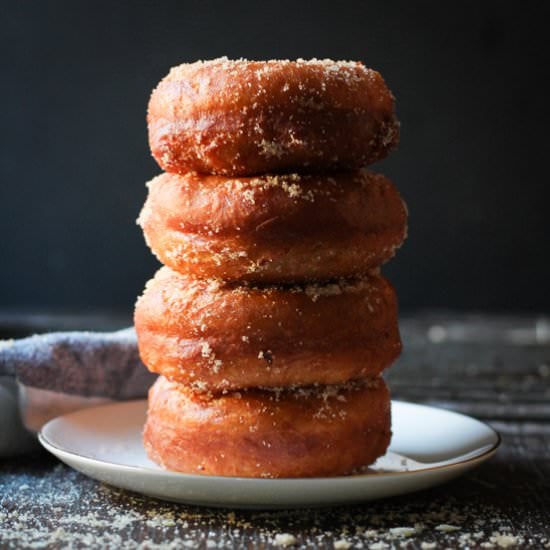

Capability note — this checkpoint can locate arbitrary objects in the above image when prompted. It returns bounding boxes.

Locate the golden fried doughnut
[138,170,407,283]
[144,376,391,478]
[134,266,401,392]
[148,57,399,176]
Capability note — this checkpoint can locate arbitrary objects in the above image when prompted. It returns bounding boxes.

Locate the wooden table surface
[1,313,549,549]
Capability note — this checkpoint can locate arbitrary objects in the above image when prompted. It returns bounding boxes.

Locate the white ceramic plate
[39,400,499,509]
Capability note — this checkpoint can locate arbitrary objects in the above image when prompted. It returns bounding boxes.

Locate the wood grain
[1,313,549,549]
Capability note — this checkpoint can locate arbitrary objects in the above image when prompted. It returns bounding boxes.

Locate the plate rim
[38,398,501,483]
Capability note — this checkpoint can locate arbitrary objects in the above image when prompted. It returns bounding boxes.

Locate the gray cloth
[0,327,156,457]
[0,327,155,398]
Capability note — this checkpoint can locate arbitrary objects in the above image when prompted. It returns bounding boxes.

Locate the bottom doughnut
[144,376,391,478]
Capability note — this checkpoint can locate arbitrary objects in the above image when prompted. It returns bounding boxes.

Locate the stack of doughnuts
[134,58,407,478]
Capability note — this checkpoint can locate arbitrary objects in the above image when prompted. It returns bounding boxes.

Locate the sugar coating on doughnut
[144,375,391,478]
[134,267,402,392]
[137,169,408,282]
[148,57,399,176]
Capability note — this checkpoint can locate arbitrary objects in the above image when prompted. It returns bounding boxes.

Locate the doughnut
[148,57,399,176]
[134,266,401,392]
[137,170,407,283]
[144,375,391,477]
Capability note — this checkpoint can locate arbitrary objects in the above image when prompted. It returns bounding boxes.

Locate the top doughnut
[148,57,399,176]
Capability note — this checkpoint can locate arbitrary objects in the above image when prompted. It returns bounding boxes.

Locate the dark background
[1,1,548,314]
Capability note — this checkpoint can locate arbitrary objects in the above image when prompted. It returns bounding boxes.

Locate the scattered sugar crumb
[435,524,461,532]
[334,539,353,549]
[389,527,416,537]
[490,534,519,548]
[273,533,297,546]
